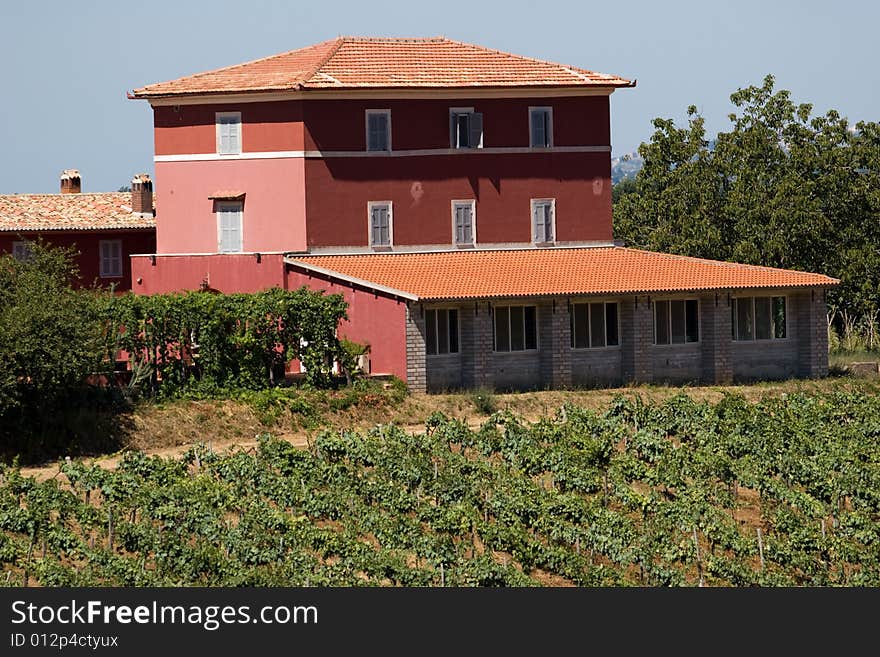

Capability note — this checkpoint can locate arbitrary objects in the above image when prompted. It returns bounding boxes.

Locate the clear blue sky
[0,0,876,193]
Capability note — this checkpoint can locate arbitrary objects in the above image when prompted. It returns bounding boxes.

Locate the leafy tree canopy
[614,74,880,319]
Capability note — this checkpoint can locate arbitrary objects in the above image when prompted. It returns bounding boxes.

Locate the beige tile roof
[0,192,156,232]
[131,37,634,98]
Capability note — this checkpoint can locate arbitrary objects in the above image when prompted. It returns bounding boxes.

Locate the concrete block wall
[795,289,830,378]
[620,297,653,383]
[460,302,494,390]
[700,294,733,384]
[538,300,572,388]
[407,288,831,392]
[405,304,427,392]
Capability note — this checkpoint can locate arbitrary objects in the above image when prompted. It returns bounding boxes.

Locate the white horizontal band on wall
[154,145,611,163]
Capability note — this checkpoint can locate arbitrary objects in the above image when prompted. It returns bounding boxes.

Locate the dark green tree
[614,75,880,321]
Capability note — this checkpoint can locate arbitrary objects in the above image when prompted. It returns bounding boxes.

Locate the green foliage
[0,241,121,458]
[4,391,876,587]
[469,388,498,415]
[104,286,348,395]
[614,74,880,323]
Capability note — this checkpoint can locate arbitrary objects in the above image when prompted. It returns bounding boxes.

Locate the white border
[98,239,123,278]
[215,200,244,253]
[365,109,392,152]
[215,111,242,155]
[451,199,477,247]
[530,198,557,245]
[528,106,553,148]
[367,201,393,249]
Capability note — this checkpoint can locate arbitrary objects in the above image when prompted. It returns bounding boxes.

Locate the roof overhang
[139,85,624,106]
[284,256,419,301]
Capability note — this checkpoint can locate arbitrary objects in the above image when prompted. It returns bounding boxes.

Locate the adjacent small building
[128,36,838,390]
[0,170,156,291]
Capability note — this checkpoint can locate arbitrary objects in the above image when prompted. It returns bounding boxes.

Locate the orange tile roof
[131,37,634,98]
[287,247,838,301]
[0,193,156,232]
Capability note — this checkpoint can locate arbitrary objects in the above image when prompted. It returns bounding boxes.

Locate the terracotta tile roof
[130,37,634,98]
[287,247,838,301]
[0,193,156,232]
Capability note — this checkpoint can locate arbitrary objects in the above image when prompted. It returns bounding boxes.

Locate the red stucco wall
[303,95,610,151]
[131,253,287,294]
[153,101,305,155]
[304,151,612,246]
[286,267,408,379]
[0,230,155,291]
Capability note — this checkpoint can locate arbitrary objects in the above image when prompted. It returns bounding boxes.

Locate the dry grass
[18,375,880,481]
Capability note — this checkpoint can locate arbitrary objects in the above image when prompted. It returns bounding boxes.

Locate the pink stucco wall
[131,253,287,294]
[154,159,306,254]
[286,267,408,379]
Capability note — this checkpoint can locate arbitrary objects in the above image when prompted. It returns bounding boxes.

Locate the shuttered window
[529,107,552,147]
[532,199,555,244]
[11,241,32,262]
[452,201,475,246]
[450,109,483,149]
[99,240,123,277]
[369,202,392,247]
[217,202,243,253]
[216,112,241,155]
[366,110,391,152]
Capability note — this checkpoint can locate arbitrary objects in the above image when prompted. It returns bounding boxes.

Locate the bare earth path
[17,377,879,482]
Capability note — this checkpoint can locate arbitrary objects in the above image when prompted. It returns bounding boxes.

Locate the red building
[129,37,836,390]
[0,170,155,291]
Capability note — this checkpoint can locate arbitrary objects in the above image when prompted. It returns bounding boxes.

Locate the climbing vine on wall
[104,287,348,394]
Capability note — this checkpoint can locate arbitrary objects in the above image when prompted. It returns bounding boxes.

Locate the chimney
[60,169,81,194]
[131,173,153,216]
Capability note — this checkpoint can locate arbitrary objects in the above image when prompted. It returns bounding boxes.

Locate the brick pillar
[700,293,733,384]
[796,289,829,378]
[461,301,494,389]
[539,299,571,388]
[131,173,153,216]
[405,303,427,392]
[621,296,653,383]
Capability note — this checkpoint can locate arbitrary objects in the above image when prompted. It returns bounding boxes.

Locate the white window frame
[652,297,701,346]
[731,295,788,341]
[449,107,483,149]
[365,109,392,152]
[216,111,242,155]
[531,198,556,245]
[99,239,123,278]
[11,240,32,262]
[368,201,393,249]
[451,200,477,247]
[216,201,244,253]
[529,106,553,148]
[570,300,621,350]
[425,307,461,356]
[493,304,539,352]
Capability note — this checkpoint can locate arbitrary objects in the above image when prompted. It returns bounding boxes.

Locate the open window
[450,108,483,149]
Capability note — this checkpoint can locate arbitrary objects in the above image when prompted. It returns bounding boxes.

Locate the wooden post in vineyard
[757,528,765,570]
[693,527,704,587]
